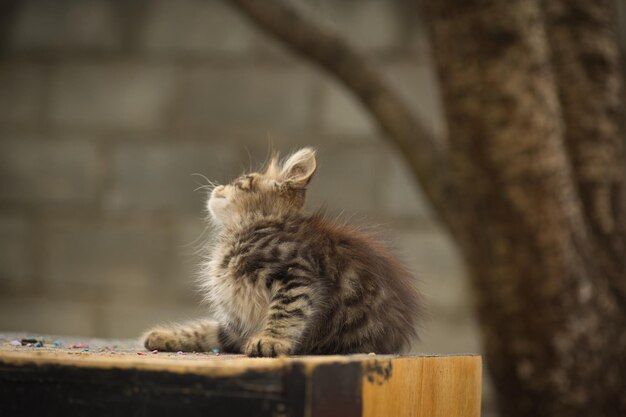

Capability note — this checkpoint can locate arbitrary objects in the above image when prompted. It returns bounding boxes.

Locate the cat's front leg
[244,284,315,357]
[245,335,292,357]
[142,320,220,352]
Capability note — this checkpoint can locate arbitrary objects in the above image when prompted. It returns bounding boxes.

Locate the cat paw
[142,328,180,352]
[244,336,291,357]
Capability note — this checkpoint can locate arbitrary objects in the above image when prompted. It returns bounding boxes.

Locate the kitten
[143,147,422,357]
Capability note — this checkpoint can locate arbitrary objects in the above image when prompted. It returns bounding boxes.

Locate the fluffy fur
[143,148,422,356]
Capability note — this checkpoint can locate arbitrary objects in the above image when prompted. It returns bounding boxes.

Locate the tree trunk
[424,0,626,416]
[543,0,626,306]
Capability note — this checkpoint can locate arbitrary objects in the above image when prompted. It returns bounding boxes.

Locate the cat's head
[207,147,317,227]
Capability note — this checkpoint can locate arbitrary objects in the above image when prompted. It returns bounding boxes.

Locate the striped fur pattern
[143,148,422,356]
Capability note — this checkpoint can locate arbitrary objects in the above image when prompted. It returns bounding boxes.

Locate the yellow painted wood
[0,350,284,377]
[0,350,427,376]
[362,356,482,417]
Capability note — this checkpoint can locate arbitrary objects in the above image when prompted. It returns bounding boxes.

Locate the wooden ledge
[0,333,482,417]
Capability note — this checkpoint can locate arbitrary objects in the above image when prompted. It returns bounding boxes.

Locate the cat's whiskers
[191,173,220,193]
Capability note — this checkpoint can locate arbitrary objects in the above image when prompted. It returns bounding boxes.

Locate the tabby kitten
[143,148,422,357]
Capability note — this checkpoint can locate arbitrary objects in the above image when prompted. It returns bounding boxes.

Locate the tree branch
[226,0,455,230]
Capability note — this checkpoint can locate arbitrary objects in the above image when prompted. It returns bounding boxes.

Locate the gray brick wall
[10,0,121,51]
[50,63,178,129]
[0,139,100,205]
[0,65,45,124]
[0,1,496,414]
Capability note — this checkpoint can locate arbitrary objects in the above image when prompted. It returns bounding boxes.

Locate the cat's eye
[233,175,255,191]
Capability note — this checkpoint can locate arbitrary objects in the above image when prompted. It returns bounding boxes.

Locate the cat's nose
[212,185,226,198]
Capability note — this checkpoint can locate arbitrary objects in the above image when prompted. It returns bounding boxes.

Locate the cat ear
[280,147,317,188]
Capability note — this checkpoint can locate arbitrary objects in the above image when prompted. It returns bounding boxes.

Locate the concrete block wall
[0,0,492,411]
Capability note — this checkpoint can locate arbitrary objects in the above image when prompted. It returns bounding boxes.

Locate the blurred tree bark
[425,1,625,416]
[227,0,626,416]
